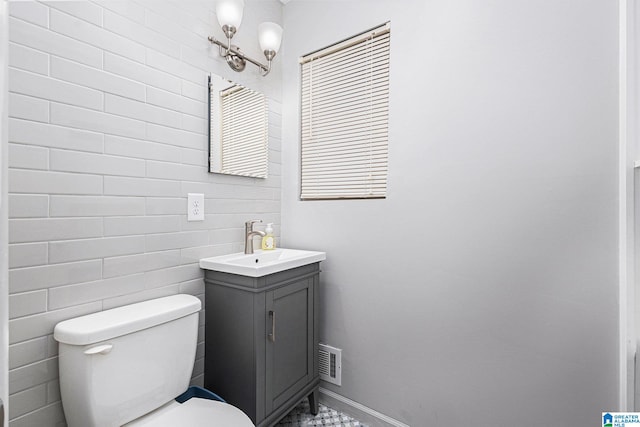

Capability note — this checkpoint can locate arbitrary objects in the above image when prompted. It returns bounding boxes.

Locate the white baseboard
[318,387,410,427]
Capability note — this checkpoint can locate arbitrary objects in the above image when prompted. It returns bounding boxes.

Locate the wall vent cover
[318,343,342,386]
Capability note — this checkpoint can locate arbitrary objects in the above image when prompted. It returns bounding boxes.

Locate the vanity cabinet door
[264,277,314,413]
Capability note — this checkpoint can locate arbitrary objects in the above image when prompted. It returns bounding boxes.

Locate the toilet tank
[54,294,202,427]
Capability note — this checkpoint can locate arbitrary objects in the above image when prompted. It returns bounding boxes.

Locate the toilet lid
[125,398,255,427]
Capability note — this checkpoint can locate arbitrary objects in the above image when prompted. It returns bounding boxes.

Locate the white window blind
[300,22,390,200]
[219,85,268,178]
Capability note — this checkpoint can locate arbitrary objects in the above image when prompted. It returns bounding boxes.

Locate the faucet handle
[245,219,262,230]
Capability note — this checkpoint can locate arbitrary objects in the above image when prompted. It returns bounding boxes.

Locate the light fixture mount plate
[225,48,247,72]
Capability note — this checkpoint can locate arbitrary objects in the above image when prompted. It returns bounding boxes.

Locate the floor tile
[276,400,367,427]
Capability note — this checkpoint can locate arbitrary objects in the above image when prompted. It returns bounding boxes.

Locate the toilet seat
[125,397,255,427]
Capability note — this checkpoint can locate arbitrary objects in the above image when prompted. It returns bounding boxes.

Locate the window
[300,23,390,200]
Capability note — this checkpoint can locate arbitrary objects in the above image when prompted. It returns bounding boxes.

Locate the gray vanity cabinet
[203,263,320,427]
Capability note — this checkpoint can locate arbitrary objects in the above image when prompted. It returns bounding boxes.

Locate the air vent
[318,343,342,386]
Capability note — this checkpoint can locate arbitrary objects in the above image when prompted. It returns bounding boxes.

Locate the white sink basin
[199,248,326,277]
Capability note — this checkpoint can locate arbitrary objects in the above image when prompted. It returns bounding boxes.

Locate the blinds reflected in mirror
[220,85,268,177]
[208,74,268,178]
[300,22,390,200]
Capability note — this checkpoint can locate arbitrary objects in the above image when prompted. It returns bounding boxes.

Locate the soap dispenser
[261,223,276,250]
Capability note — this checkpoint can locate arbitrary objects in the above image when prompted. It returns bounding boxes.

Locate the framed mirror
[208,73,269,178]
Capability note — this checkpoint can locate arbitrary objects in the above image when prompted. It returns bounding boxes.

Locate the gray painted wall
[281,1,620,425]
[6,1,282,425]
[1,1,9,425]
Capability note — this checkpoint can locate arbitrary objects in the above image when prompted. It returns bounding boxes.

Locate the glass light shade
[216,0,244,30]
[258,22,283,54]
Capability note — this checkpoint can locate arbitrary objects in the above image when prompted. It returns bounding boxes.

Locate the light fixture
[208,0,283,76]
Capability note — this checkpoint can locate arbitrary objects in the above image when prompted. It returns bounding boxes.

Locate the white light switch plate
[187,193,205,221]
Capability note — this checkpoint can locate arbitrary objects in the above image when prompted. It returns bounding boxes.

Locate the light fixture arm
[208,36,272,76]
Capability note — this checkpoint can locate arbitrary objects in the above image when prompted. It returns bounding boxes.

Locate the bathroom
[0,0,630,426]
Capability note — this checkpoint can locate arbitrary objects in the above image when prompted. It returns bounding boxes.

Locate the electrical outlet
[187,193,205,221]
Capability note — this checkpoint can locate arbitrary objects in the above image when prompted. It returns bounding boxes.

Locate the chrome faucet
[245,220,266,254]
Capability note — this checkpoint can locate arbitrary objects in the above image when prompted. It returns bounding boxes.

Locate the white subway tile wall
[7,1,282,425]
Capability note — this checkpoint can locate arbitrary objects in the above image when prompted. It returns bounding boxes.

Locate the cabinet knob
[268,310,276,342]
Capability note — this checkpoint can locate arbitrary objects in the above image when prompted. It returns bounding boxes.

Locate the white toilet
[53,294,254,427]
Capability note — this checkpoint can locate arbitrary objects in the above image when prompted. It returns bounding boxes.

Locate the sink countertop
[199,248,326,278]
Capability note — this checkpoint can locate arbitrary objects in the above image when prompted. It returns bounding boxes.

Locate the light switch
[187,193,205,221]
